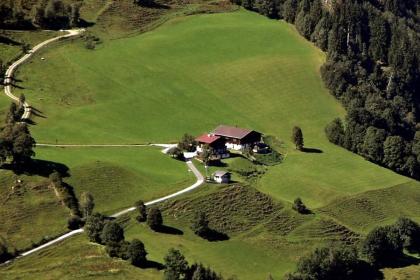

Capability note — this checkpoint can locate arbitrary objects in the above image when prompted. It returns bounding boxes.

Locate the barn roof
[195,134,221,144]
[212,125,258,140]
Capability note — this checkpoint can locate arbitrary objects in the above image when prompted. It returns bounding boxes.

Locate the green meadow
[1,7,419,280]
[13,9,414,208]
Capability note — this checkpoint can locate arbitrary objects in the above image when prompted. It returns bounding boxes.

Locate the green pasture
[35,146,195,214]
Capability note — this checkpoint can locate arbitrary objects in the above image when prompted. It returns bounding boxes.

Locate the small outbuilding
[212,171,231,184]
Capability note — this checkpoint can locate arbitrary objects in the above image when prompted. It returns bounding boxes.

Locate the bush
[164,249,189,280]
[191,212,210,238]
[85,213,106,243]
[101,221,125,245]
[129,239,148,266]
[0,242,13,263]
[67,215,83,230]
[393,217,420,253]
[285,246,377,280]
[292,198,310,214]
[167,146,185,160]
[178,133,197,152]
[147,207,163,231]
[361,225,403,266]
[105,241,130,259]
[135,200,147,223]
[254,150,283,166]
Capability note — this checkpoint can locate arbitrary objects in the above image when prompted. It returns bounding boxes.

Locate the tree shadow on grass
[0,35,21,46]
[136,1,170,9]
[302,147,323,154]
[209,160,227,167]
[78,19,95,28]
[380,254,420,269]
[156,225,183,235]
[137,260,165,270]
[201,229,229,242]
[1,159,70,177]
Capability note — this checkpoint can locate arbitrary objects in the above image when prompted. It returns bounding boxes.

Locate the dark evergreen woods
[233,0,420,179]
[0,0,81,30]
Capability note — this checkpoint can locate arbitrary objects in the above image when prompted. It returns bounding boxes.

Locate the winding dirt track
[1,31,205,264]
[3,29,84,119]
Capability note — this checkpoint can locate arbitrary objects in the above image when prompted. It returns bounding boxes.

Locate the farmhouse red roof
[212,125,254,140]
[195,134,221,144]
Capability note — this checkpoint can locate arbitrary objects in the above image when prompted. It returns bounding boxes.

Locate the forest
[0,0,81,30]
[233,0,420,179]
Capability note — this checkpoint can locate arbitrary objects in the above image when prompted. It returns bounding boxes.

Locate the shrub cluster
[85,214,148,267]
[286,217,420,279]
[164,248,224,280]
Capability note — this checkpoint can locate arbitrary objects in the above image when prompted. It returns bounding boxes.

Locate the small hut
[212,171,231,184]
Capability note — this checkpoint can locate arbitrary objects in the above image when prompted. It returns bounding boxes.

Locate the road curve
[4,159,203,264]
[3,29,84,120]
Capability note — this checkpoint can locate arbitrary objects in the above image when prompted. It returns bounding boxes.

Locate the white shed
[212,171,231,184]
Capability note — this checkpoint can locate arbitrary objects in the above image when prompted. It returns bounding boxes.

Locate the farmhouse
[212,125,262,151]
[195,134,230,160]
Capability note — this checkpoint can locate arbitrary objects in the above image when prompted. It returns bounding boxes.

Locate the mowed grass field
[35,146,195,214]
[12,9,415,209]
[1,7,420,280]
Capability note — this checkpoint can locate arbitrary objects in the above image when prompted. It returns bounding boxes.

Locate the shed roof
[213,125,257,140]
[195,134,221,144]
[213,170,230,177]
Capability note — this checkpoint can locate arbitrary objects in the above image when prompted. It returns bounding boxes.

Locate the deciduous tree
[101,221,125,245]
[147,207,163,231]
[85,213,106,243]
[164,249,189,280]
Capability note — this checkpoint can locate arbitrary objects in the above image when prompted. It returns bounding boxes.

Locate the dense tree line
[0,0,81,30]
[233,0,420,179]
[286,217,420,279]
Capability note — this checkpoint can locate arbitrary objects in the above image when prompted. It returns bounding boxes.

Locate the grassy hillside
[11,10,415,209]
[0,185,316,279]
[318,182,420,233]
[0,172,68,251]
[0,146,193,254]
[1,6,419,280]
[35,146,195,214]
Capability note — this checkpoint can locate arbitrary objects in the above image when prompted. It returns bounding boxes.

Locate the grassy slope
[36,147,195,214]
[1,7,419,280]
[12,10,414,210]
[0,146,193,252]
[0,172,68,251]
